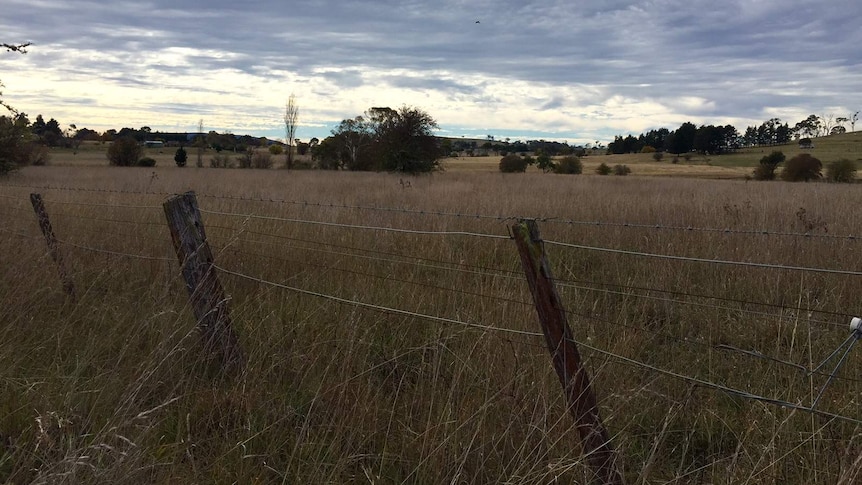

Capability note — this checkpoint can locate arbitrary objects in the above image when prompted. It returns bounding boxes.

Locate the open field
[445,131,862,178]
[3,166,862,483]
[50,131,862,181]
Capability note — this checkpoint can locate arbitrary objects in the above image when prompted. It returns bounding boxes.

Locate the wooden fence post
[511,219,623,485]
[163,191,244,374]
[30,193,76,301]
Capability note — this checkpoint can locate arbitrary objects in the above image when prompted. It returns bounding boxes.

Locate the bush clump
[210,153,233,168]
[499,154,529,173]
[174,146,187,167]
[752,150,785,181]
[553,155,582,174]
[826,159,856,183]
[137,157,156,167]
[253,150,273,169]
[268,144,284,155]
[781,153,822,182]
[107,136,142,166]
[613,164,631,176]
[596,162,612,175]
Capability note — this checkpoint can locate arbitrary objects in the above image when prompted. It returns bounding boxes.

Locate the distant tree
[793,115,821,139]
[835,116,849,131]
[595,162,612,175]
[821,114,836,137]
[296,140,310,156]
[753,150,785,181]
[284,94,299,169]
[101,129,117,143]
[831,126,847,135]
[174,146,187,167]
[331,116,374,170]
[535,151,554,172]
[196,119,204,167]
[781,153,822,182]
[499,154,528,173]
[613,164,631,176]
[652,151,664,162]
[0,113,40,175]
[666,122,697,154]
[852,112,859,132]
[376,106,441,173]
[107,136,143,166]
[553,155,582,174]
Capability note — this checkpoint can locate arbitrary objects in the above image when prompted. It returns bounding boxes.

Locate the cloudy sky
[2,0,860,144]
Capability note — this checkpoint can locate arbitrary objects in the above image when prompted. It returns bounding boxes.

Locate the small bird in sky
[475,20,480,23]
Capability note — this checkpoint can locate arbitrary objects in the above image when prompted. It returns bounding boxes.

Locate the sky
[2,0,861,145]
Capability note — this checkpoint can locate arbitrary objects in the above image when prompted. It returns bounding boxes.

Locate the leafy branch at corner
[1,41,34,176]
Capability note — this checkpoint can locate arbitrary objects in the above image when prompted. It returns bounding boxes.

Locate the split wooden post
[30,193,76,301]
[511,219,623,485]
[163,191,244,374]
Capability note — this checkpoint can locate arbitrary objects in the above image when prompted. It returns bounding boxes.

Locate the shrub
[174,146,187,167]
[210,153,233,168]
[268,144,283,155]
[535,152,554,172]
[781,153,822,182]
[252,150,273,169]
[499,154,528,173]
[753,150,785,181]
[752,164,777,181]
[137,157,156,167]
[826,159,856,183]
[641,145,656,153]
[596,162,612,175]
[106,136,142,166]
[613,164,631,176]
[652,152,664,162]
[554,155,582,174]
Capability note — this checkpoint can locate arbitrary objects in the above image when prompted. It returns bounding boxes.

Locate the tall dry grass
[2,165,862,483]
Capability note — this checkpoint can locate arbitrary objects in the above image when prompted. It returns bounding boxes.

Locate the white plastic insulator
[851,317,862,332]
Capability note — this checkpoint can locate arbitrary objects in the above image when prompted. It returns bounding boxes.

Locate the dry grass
[2,166,862,483]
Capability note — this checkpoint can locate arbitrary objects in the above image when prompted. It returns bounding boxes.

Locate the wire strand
[545,239,862,276]
[199,208,511,240]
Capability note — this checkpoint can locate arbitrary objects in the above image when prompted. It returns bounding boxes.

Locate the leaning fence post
[30,193,76,301]
[163,191,244,374]
[511,219,623,485]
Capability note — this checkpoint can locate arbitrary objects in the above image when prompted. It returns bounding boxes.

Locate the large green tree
[320,106,441,173]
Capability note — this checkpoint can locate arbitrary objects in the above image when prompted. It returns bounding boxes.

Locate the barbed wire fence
[3,183,862,477]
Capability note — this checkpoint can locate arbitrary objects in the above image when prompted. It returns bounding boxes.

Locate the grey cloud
[3,0,861,140]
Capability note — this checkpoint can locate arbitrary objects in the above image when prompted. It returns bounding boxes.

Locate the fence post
[30,193,76,301]
[511,219,623,485]
[163,191,244,374]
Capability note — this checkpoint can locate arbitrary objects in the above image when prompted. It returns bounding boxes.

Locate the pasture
[2,163,862,483]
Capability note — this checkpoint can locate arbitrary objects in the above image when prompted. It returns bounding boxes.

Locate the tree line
[607,113,859,155]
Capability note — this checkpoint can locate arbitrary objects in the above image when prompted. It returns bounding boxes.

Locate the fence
[2,182,862,482]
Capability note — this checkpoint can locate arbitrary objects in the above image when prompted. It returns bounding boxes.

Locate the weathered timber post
[511,219,623,485]
[163,191,244,374]
[30,193,76,301]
